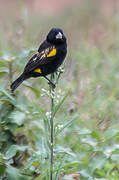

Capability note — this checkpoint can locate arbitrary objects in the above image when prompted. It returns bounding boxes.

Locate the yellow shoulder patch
[34,68,42,73]
[41,53,46,58]
[47,48,56,57]
[38,47,56,59]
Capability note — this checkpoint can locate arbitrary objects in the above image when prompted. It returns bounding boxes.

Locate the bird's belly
[41,63,58,75]
[42,54,66,76]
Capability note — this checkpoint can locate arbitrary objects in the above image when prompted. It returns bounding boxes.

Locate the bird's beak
[56,32,63,39]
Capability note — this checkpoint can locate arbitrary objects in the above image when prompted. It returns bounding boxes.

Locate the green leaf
[89,155,107,174]
[55,146,75,157]
[0,163,6,176]
[103,144,119,157]
[6,166,30,180]
[6,166,21,180]
[0,60,7,67]
[54,158,65,180]
[111,154,119,163]
[1,53,15,62]
[91,131,102,140]
[55,115,78,136]
[80,136,97,148]
[53,93,68,117]
[78,128,91,135]
[62,161,81,169]
[104,129,119,140]
[0,71,7,78]
[39,109,50,147]
[23,81,40,97]
[80,169,92,179]
[5,145,28,159]
[0,87,15,104]
[10,111,25,125]
[0,68,9,73]
[0,68,9,77]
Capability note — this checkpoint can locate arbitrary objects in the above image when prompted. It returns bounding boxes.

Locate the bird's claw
[48,81,56,88]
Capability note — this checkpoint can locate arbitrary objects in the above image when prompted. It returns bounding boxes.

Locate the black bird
[11,28,67,92]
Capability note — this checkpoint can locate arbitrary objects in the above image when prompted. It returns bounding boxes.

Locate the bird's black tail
[10,74,25,92]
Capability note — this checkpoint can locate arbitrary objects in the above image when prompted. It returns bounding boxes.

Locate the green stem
[49,69,64,179]
[8,62,13,85]
[50,73,55,180]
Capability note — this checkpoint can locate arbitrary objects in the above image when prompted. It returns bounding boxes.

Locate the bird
[10,28,67,92]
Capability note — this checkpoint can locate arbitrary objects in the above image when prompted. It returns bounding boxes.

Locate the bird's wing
[24,45,56,73]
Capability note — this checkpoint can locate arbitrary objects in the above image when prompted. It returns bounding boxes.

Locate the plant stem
[8,62,13,85]
[49,69,63,179]
[50,73,55,180]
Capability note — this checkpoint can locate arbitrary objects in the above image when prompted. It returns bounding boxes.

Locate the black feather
[10,74,25,92]
[10,28,67,91]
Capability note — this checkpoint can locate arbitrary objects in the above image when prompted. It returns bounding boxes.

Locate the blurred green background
[1,0,119,179]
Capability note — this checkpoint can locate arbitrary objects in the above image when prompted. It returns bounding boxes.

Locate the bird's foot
[48,81,56,88]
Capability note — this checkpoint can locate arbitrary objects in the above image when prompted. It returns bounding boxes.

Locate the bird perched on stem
[11,28,67,92]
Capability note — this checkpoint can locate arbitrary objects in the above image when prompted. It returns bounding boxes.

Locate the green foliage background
[1,0,119,179]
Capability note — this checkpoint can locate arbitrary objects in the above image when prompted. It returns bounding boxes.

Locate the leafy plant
[1,1,119,179]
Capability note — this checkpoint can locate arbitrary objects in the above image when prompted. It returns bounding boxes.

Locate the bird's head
[47,28,66,44]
